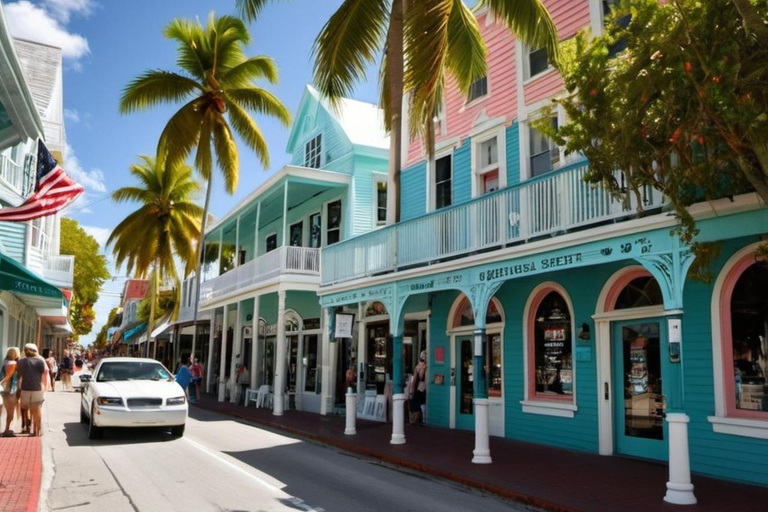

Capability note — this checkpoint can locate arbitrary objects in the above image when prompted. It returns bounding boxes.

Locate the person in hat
[16,344,48,436]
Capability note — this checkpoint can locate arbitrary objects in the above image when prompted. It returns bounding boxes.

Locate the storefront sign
[334,312,355,339]
[321,286,392,307]
[434,347,445,364]
[259,323,277,337]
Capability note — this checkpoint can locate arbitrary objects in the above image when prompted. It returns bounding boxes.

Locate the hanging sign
[334,312,355,339]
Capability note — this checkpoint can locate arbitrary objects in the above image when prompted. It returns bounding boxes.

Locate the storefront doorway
[456,335,475,430]
[612,319,669,461]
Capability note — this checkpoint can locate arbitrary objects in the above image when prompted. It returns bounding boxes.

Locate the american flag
[0,140,84,222]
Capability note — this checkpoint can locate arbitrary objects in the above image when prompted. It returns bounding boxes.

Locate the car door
[82,362,100,414]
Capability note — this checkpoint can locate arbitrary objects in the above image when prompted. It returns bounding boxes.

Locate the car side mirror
[80,374,92,383]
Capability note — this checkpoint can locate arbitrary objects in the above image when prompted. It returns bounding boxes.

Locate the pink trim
[720,253,768,419]
[527,286,574,403]
[604,268,654,312]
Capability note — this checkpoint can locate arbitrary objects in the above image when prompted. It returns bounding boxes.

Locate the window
[614,277,663,309]
[434,154,452,209]
[478,136,499,195]
[374,178,387,226]
[529,117,560,176]
[603,0,632,56]
[309,212,321,248]
[289,221,303,247]
[528,47,550,78]
[30,217,49,252]
[467,76,488,102]
[529,289,573,399]
[451,296,504,398]
[304,134,322,169]
[266,233,277,252]
[326,200,342,245]
[303,334,319,393]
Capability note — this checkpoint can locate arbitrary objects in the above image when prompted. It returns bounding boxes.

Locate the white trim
[707,416,768,439]
[521,41,556,83]
[520,400,577,418]
[592,306,680,322]
[435,136,460,153]
[463,75,491,109]
[595,265,649,315]
[428,147,455,212]
[308,210,322,249]
[323,198,343,247]
[588,0,606,36]
[470,121,507,198]
[372,173,387,228]
[522,65,557,86]
[521,282,577,407]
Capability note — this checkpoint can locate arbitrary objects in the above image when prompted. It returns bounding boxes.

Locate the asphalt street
[41,391,527,512]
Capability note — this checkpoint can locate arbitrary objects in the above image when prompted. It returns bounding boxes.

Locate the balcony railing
[200,246,321,305]
[321,162,665,285]
[42,254,74,288]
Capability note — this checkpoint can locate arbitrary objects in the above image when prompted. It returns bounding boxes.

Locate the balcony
[321,162,665,285]
[200,246,321,306]
[42,254,74,289]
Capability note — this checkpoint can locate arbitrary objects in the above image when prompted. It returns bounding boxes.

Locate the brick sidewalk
[0,437,41,512]
[193,396,768,512]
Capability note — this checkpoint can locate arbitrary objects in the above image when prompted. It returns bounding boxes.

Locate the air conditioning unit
[243,325,253,338]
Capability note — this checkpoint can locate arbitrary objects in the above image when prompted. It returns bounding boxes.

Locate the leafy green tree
[60,218,110,339]
[549,0,768,262]
[237,0,558,223]
[108,156,203,357]
[93,307,119,351]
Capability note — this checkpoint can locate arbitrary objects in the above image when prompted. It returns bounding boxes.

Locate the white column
[253,201,261,259]
[391,393,406,445]
[205,310,217,394]
[472,398,492,463]
[320,307,332,415]
[250,294,260,390]
[273,290,287,415]
[664,413,697,505]
[218,305,229,402]
[234,215,241,268]
[281,181,288,246]
[344,392,357,435]
[229,301,242,404]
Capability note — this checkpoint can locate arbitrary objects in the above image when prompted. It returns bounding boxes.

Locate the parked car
[80,357,187,439]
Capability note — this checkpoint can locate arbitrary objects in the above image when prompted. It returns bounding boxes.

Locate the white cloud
[43,0,93,23]
[64,108,80,123]
[82,225,111,247]
[5,1,90,62]
[63,142,106,193]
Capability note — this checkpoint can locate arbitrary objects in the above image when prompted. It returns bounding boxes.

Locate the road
[42,391,527,512]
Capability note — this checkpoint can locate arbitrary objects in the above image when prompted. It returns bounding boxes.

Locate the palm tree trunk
[147,260,159,359]
[386,0,405,225]
[190,176,213,367]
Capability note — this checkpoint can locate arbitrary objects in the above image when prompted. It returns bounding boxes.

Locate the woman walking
[0,347,20,436]
[43,349,57,392]
[59,350,73,391]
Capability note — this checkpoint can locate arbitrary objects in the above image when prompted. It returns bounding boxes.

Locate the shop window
[265,233,277,252]
[529,117,560,177]
[528,46,550,78]
[451,296,504,398]
[453,296,503,328]
[309,212,321,248]
[725,260,768,414]
[326,200,342,245]
[304,134,322,169]
[374,177,387,226]
[467,76,488,102]
[614,276,663,309]
[529,289,573,399]
[434,154,452,210]
[303,334,319,392]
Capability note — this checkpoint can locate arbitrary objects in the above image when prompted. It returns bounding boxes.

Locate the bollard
[344,390,357,435]
[472,398,492,464]
[664,413,697,505]
[390,393,406,444]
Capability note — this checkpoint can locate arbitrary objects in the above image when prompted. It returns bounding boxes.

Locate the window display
[533,291,573,396]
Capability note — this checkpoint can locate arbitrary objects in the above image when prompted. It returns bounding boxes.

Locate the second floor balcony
[321,162,665,285]
[41,254,74,289]
[200,245,321,307]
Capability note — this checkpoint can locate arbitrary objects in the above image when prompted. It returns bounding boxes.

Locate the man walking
[17,343,48,436]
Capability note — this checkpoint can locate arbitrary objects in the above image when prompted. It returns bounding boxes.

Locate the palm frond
[157,99,203,170]
[195,112,214,182]
[220,56,279,88]
[313,0,390,107]
[446,0,487,93]
[212,117,240,194]
[164,18,207,81]
[112,186,153,204]
[236,0,277,22]
[226,88,291,126]
[120,70,202,114]
[226,99,269,168]
[483,0,559,60]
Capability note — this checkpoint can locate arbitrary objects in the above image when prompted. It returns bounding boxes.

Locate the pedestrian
[409,351,427,425]
[43,348,57,392]
[17,344,48,436]
[237,364,250,405]
[60,350,73,391]
[1,347,20,437]
[71,359,91,391]
[189,358,203,402]
[174,358,191,398]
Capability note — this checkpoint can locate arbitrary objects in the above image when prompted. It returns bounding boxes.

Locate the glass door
[456,335,475,430]
[612,319,669,461]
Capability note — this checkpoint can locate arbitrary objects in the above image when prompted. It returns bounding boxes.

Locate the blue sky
[5,0,382,344]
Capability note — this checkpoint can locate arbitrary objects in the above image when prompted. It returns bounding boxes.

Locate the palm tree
[119,13,291,360]
[108,156,203,358]
[237,0,558,223]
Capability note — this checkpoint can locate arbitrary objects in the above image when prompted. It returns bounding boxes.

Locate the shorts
[20,390,45,408]
[192,377,202,384]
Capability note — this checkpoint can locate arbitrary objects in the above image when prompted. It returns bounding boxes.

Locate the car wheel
[170,424,185,438]
[88,404,103,439]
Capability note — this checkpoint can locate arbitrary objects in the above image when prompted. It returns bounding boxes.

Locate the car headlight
[97,397,122,406]
[166,396,186,406]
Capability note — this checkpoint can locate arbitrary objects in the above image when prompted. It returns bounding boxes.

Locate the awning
[123,321,147,346]
[0,253,64,308]
[137,314,172,344]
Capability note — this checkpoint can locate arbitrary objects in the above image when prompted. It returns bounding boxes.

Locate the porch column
[319,307,332,415]
[234,216,241,268]
[390,315,406,445]
[281,181,288,247]
[472,326,492,464]
[253,201,261,260]
[218,304,229,402]
[229,301,242,404]
[273,290,287,415]
[250,294,260,390]
[205,309,216,394]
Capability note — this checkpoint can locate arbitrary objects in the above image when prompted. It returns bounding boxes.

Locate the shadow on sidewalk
[62,421,181,447]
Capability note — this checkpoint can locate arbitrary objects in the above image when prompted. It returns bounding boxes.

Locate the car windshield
[96,362,171,382]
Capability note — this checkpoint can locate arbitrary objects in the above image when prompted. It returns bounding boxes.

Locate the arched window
[452,296,503,328]
[528,286,574,401]
[614,276,663,310]
[723,258,768,416]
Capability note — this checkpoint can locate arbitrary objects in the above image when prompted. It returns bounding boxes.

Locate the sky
[5,0,382,345]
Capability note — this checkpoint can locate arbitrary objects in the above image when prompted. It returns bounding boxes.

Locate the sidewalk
[0,437,41,512]
[194,395,767,512]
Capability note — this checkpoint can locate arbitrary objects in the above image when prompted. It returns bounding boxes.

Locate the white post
[391,393,406,445]
[344,391,357,435]
[218,305,229,402]
[229,301,242,404]
[664,413,697,505]
[472,398,492,463]
[273,290,287,416]
[281,181,288,247]
[320,307,332,415]
[205,310,216,394]
[234,215,241,268]
[250,294,260,390]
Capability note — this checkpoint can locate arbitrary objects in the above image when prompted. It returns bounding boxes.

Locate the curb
[193,402,583,512]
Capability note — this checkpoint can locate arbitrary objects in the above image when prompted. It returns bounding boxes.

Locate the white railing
[322,163,665,284]
[42,254,74,287]
[200,246,321,305]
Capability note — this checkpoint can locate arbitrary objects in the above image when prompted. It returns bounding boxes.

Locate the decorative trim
[708,416,768,440]
[520,400,577,418]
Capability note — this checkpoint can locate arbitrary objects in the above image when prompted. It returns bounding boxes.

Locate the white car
[80,357,188,439]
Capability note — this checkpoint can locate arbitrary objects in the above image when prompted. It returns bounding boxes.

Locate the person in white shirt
[70,359,91,391]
